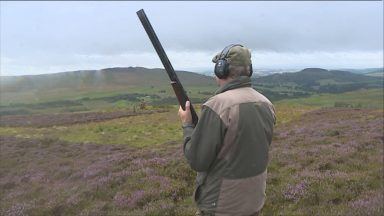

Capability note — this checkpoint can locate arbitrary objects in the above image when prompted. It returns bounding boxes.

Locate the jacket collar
[215,76,252,95]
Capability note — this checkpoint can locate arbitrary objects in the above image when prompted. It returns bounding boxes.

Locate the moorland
[0,67,383,215]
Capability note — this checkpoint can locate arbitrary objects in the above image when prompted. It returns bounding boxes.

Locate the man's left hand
[178,101,193,125]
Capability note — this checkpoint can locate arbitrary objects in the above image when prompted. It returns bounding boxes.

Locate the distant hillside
[254,68,381,89]
[340,67,383,75]
[364,70,384,77]
[253,68,383,101]
[1,66,382,108]
[0,67,215,93]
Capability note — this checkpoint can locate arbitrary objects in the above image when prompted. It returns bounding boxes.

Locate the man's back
[183,76,275,215]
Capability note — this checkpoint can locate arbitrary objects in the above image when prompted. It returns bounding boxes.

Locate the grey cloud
[2,1,382,55]
[0,1,383,76]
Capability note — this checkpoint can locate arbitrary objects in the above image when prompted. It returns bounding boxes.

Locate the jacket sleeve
[183,106,226,172]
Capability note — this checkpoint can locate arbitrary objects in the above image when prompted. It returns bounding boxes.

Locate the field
[0,85,216,116]
[0,86,383,215]
[277,88,383,109]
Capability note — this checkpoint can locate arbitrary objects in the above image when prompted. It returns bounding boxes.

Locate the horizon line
[1,66,383,77]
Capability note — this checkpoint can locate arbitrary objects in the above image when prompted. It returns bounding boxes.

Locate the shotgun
[136,9,198,126]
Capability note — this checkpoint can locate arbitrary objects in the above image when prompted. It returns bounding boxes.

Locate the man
[178,44,276,216]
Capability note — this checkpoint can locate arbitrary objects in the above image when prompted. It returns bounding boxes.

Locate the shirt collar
[215,76,252,95]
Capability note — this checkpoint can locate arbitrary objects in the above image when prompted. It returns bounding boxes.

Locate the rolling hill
[253,68,380,87]
[0,67,215,93]
[340,67,383,76]
[252,68,383,101]
[0,67,217,106]
[0,67,382,109]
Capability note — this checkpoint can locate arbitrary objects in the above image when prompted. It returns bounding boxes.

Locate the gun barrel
[136,9,178,82]
[136,9,198,125]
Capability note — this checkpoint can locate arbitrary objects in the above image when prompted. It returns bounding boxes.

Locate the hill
[340,67,383,76]
[0,67,216,107]
[253,68,382,101]
[0,67,214,93]
[365,70,384,77]
[253,68,380,88]
[1,67,382,114]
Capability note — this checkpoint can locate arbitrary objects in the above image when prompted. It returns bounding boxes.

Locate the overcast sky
[1,1,383,76]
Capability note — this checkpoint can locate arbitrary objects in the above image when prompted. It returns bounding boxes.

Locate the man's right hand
[178,101,193,126]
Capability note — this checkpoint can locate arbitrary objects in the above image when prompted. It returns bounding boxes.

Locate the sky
[0,1,383,76]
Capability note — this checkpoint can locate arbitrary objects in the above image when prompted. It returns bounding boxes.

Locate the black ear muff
[214,44,240,79]
[214,44,245,79]
[214,59,229,79]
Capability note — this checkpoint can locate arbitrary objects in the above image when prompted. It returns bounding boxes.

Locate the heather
[0,105,383,215]
[0,137,196,215]
[263,108,383,215]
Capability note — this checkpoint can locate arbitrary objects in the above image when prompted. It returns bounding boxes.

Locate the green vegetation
[253,68,382,101]
[0,67,215,106]
[345,67,383,77]
[277,88,383,109]
[0,110,184,147]
[365,71,384,77]
[1,67,381,114]
[0,86,215,115]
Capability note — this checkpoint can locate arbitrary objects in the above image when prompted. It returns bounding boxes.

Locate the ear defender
[214,44,253,79]
[214,59,229,79]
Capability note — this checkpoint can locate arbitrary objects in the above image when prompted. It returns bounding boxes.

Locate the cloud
[1,50,382,76]
[0,1,382,76]
[252,51,384,69]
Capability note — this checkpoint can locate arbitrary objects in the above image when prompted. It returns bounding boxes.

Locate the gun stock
[136,9,198,125]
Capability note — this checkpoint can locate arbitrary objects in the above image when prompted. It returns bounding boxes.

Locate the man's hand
[178,101,193,125]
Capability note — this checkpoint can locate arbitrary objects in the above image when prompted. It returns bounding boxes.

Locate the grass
[0,110,184,147]
[273,103,317,125]
[0,80,216,105]
[57,111,182,147]
[0,101,312,146]
[278,88,383,109]
[0,84,215,115]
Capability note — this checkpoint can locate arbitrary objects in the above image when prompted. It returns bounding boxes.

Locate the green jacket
[183,76,276,215]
